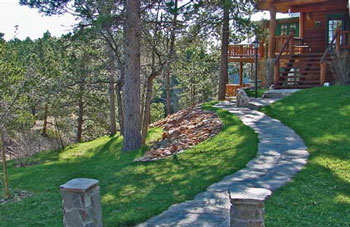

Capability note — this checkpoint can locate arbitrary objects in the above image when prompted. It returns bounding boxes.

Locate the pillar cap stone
[60,178,99,193]
[229,187,272,202]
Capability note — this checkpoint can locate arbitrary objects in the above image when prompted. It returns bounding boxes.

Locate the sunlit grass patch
[262,86,350,226]
[0,103,257,226]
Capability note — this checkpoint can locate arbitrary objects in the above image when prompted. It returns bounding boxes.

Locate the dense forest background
[0,0,258,166]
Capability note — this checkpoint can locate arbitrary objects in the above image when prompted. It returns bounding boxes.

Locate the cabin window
[280,24,289,36]
[328,19,342,45]
[276,22,299,37]
[289,24,297,34]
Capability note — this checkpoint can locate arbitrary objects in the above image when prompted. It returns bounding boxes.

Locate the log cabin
[227,0,350,95]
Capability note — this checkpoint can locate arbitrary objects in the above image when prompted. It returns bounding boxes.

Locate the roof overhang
[257,0,332,13]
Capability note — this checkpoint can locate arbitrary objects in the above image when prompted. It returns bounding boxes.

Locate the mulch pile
[135,106,223,162]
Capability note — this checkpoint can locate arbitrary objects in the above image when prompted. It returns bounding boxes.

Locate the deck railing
[320,28,350,85]
[340,31,350,49]
[228,41,265,58]
[275,36,290,53]
[273,31,295,86]
[275,35,307,55]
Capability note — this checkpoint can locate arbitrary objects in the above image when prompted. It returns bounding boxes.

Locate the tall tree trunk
[141,74,156,145]
[0,128,10,200]
[77,96,84,143]
[107,44,117,136]
[140,81,147,128]
[165,0,178,115]
[54,117,65,150]
[190,72,195,107]
[116,69,125,135]
[268,7,277,59]
[165,67,171,115]
[123,0,141,152]
[192,83,196,107]
[218,4,229,100]
[42,102,49,136]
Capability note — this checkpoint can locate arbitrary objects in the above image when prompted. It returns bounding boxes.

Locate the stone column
[230,187,271,227]
[60,178,103,227]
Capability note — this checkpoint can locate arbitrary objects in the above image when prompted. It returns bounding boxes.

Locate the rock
[163,149,172,156]
[135,106,224,162]
[236,89,250,107]
[162,132,169,139]
[169,129,181,137]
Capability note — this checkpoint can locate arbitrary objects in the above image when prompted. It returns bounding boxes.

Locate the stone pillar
[230,187,271,227]
[60,178,103,227]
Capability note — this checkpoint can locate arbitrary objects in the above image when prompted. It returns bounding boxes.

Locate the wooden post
[268,7,277,59]
[320,62,327,85]
[258,40,265,58]
[299,12,304,39]
[299,12,305,54]
[274,61,280,86]
[239,62,243,86]
[289,30,295,55]
[336,27,341,53]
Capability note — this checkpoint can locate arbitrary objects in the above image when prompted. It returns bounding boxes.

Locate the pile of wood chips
[135,106,223,162]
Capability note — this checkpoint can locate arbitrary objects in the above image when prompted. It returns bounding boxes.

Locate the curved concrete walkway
[138,101,308,227]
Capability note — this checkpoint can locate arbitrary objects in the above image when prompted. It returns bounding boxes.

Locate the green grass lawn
[0,103,258,227]
[245,88,267,98]
[261,86,350,226]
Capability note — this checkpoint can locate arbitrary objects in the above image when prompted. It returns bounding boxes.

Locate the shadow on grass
[262,86,350,226]
[0,103,258,227]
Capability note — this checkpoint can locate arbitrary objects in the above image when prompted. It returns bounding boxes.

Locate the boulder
[236,89,251,107]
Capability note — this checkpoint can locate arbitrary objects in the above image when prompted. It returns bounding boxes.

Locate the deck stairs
[275,53,333,89]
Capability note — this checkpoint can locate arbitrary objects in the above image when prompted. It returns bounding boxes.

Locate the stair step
[280,79,321,83]
[248,98,282,110]
[296,57,332,60]
[263,89,301,98]
[285,63,323,66]
[289,56,332,60]
[300,80,320,84]
[280,77,307,80]
[292,53,324,57]
[279,81,320,84]
[275,85,319,89]
[282,67,321,71]
[280,71,320,75]
[275,84,321,89]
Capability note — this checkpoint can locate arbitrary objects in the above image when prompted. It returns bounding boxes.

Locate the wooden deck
[225,84,251,97]
[228,42,264,63]
[227,0,349,89]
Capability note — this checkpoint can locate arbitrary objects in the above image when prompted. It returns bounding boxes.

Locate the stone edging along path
[137,101,309,227]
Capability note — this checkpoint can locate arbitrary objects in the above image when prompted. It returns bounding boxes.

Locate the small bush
[331,50,350,85]
[151,102,165,123]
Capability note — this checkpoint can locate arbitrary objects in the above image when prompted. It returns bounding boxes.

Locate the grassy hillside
[0,104,258,227]
[262,86,350,226]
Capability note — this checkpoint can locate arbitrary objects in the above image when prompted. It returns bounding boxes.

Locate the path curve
[137,101,308,227]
